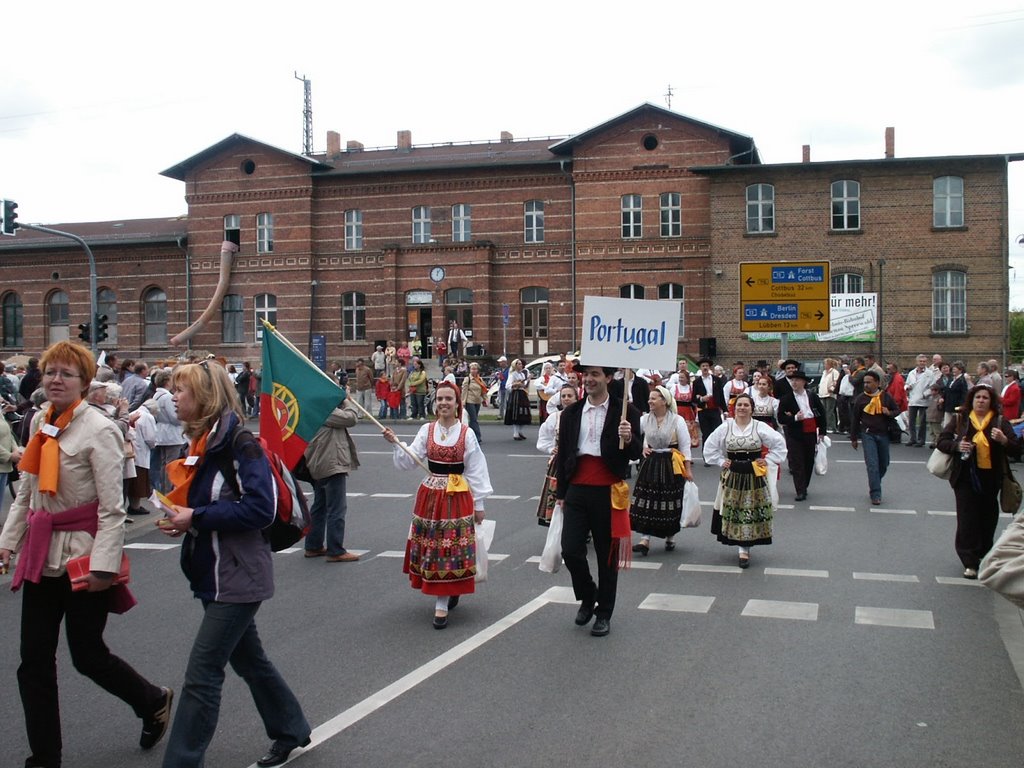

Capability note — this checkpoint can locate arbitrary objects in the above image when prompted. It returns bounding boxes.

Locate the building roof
[548,102,761,164]
[159,134,332,181]
[689,152,1024,175]
[0,217,188,251]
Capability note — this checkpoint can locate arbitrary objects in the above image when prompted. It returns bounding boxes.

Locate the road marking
[871,508,917,515]
[776,504,795,509]
[853,572,920,583]
[628,561,663,570]
[677,563,743,574]
[347,492,367,498]
[123,542,178,551]
[741,599,818,621]
[855,606,934,629]
[487,553,509,562]
[764,567,829,579]
[377,550,407,558]
[509,454,548,458]
[489,495,520,501]
[528,495,541,501]
[836,459,924,465]
[935,576,984,587]
[927,510,956,516]
[525,555,542,564]
[371,493,412,499]
[639,593,715,613]
[809,505,855,512]
[291,586,565,761]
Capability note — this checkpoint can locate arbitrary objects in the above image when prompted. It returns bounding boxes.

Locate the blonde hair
[39,341,97,398]
[170,362,244,438]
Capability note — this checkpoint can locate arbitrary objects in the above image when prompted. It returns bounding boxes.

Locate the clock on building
[429,266,445,283]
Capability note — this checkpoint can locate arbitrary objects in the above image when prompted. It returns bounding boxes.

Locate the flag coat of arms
[259,322,345,469]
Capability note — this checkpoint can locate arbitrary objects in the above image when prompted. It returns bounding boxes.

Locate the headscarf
[654,385,675,411]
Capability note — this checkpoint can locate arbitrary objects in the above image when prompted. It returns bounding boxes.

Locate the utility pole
[664,84,674,109]
[294,72,313,155]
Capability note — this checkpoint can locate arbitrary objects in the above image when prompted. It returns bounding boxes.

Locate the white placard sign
[580,296,681,371]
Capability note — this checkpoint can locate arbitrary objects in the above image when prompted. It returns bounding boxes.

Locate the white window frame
[933,176,964,228]
[658,282,685,336]
[342,291,366,341]
[932,270,967,334]
[621,194,642,239]
[831,180,860,230]
[660,192,681,238]
[47,290,70,344]
[452,203,471,243]
[256,212,274,253]
[254,293,277,342]
[619,284,645,299]
[524,200,544,243]
[344,209,363,251]
[746,184,775,233]
[222,293,244,344]
[412,206,431,244]
[224,214,241,247]
[143,288,167,346]
[831,273,864,294]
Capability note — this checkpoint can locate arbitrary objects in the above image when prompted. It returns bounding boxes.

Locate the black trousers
[953,471,1001,569]
[18,576,162,767]
[786,431,818,495]
[560,484,617,620]
[697,408,723,449]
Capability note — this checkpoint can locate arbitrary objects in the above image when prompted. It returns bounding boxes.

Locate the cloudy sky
[4,0,1024,301]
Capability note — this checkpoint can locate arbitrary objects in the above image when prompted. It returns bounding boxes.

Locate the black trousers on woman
[560,484,617,620]
[953,470,1001,569]
[18,576,163,768]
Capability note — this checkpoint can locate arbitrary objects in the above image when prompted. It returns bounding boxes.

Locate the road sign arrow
[815,310,824,320]
[746,277,755,287]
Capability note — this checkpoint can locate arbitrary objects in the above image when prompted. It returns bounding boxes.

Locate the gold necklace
[438,420,456,441]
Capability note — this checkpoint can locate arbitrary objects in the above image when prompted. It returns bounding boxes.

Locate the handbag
[926,448,954,479]
[539,502,563,573]
[475,519,495,582]
[1001,457,1023,516]
[681,481,701,527]
[686,420,700,448]
[814,436,831,476]
[887,416,904,443]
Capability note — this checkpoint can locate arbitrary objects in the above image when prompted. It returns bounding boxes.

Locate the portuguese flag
[259,321,346,469]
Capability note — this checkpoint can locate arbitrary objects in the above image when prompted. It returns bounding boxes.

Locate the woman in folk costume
[382,381,492,629]
[535,383,579,526]
[750,375,781,430]
[669,367,700,450]
[703,392,787,569]
[722,364,750,418]
[504,358,533,439]
[630,385,692,556]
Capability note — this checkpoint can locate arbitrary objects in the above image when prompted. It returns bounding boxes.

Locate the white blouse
[536,410,562,455]
[392,421,493,510]
[640,410,692,461]
[702,418,787,468]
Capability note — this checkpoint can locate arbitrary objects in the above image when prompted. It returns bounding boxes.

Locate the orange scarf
[165,432,209,507]
[19,400,83,496]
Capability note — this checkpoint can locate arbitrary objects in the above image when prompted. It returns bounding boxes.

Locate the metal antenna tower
[294,71,312,155]
[664,84,674,109]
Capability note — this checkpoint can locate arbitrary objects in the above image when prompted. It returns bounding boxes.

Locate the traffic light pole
[18,223,98,356]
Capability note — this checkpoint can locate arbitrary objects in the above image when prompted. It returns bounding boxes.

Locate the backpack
[216,426,311,551]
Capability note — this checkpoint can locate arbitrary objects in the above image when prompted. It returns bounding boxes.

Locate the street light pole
[877,258,886,363]
[19,223,98,356]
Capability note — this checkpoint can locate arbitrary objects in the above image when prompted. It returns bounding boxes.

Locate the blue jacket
[179,411,276,602]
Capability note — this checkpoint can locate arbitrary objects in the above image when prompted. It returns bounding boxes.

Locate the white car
[487,356,561,408]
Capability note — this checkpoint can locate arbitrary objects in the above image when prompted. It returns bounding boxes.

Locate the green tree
[1010,311,1024,362]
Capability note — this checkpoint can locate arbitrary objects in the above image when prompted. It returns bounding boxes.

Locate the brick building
[0,103,1018,368]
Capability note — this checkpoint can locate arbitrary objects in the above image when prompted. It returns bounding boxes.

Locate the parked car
[487,356,562,408]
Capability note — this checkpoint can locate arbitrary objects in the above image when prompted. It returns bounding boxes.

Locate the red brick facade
[0,104,1015,368]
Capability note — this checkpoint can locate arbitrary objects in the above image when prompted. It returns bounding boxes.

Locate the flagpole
[261,320,429,473]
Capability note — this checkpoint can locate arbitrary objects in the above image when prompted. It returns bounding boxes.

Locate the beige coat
[303,403,360,481]
[0,401,126,576]
[981,514,1024,609]
[0,416,18,473]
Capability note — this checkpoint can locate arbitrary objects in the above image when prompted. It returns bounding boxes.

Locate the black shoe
[591,617,610,637]
[574,601,596,626]
[794,493,807,501]
[257,737,312,767]
[631,541,649,556]
[664,540,676,551]
[447,595,459,611]
[140,687,174,750]
[433,613,448,629]
[738,555,750,569]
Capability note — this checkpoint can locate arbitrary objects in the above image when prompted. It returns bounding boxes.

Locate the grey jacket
[981,514,1024,609]
[303,402,360,480]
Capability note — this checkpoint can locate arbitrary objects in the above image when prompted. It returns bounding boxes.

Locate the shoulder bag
[926,448,953,479]
[1001,454,1023,515]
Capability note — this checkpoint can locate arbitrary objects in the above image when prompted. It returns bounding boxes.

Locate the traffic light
[94,313,109,343]
[77,322,91,343]
[0,199,17,236]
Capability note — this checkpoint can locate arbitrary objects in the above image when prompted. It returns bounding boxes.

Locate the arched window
[47,290,70,344]
[658,282,685,336]
[620,284,645,299]
[831,273,864,294]
[746,184,775,233]
[254,293,277,342]
[933,270,967,334]
[97,287,118,345]
[142,288,167,346]
[934,176,964,228]
[342,292,366,341]
[445,288,473,333]
[520,286,549,356]
[3,292,23,348]
[222,294,244,343]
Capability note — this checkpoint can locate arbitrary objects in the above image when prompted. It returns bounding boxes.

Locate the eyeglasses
[43,370,82,380]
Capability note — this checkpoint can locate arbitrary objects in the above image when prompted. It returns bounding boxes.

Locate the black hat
[789,368,811,381]
[781,359,800,369]
[697,357,714,366]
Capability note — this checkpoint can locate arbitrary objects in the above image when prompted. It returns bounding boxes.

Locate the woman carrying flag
[382,381,492,629]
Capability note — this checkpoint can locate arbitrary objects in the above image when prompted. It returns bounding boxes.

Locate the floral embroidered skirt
[404,474,477,596]
[629,452,684,538]
[710,461,773,547]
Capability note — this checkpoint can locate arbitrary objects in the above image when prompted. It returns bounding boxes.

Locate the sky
[4,0,1024,302]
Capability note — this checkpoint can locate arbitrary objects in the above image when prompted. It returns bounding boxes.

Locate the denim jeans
[861,431,890,502]
[306,472,349,555]
[465,402,481,442]
[162,601,309,768]
[410,393,426,419]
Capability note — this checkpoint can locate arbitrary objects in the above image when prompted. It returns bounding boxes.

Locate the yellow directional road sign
[739,261,831,332]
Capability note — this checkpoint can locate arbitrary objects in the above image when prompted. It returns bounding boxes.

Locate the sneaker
[326,552,360,563]
[140,687,174,749]
[963,568,978,580]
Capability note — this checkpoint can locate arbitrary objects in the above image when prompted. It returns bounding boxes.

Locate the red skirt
[404,475,477,596]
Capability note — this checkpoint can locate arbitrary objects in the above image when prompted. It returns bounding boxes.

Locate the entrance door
[406,308,433,358]
[521,303,548,357]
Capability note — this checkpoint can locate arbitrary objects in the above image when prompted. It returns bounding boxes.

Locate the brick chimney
[397,130,412,151]
[346,140,363,152]
[500,131,513,143]
[326,131,341,156]
[885,127,895,159]
[802,144,811,163]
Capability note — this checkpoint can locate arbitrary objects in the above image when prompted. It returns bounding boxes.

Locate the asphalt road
[1,418,1023,768]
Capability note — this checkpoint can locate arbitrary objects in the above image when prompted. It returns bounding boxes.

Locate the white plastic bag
[475,519,495,582]
[682,481,701,527]
[539,502,563,573]
[765,459,780,508]
[814,435,832,476]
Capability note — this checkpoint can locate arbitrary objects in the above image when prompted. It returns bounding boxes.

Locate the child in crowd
[926,382,945,448]
[376,372,390,419]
